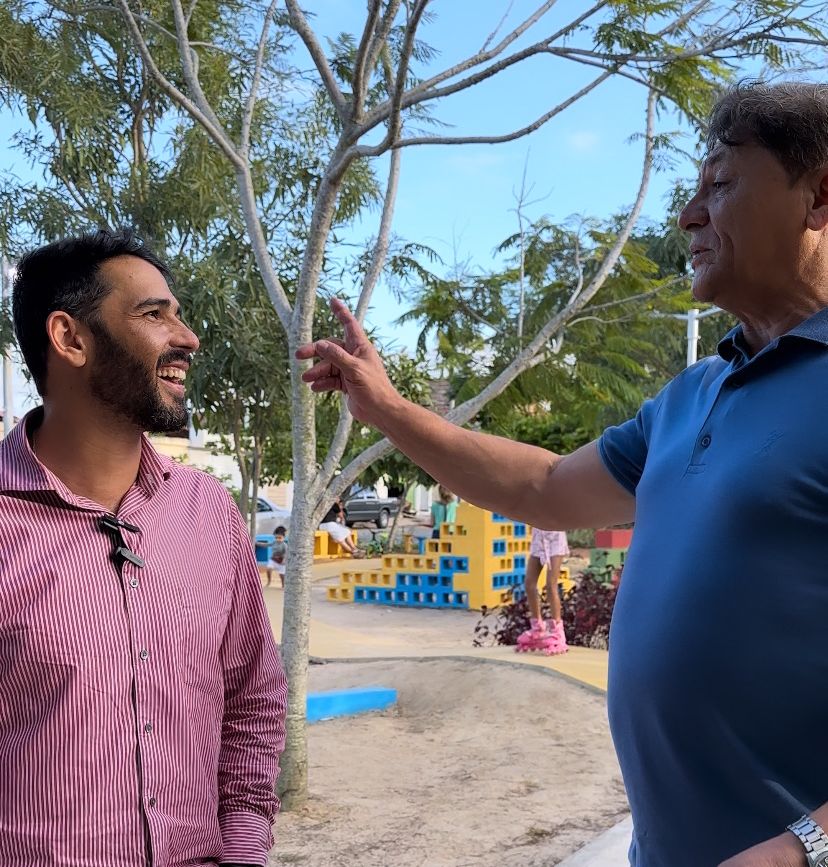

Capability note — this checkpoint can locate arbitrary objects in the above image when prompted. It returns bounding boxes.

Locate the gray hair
[707,81,828,180]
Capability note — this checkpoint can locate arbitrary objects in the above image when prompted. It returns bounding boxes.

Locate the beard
[88,319,189,433]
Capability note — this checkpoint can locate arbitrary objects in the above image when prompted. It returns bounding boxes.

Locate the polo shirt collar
[717,305,828,362]
[0,407,173,508]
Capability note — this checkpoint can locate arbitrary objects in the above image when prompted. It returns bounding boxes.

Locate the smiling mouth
[157,367,187,397]
[158,366,186,383]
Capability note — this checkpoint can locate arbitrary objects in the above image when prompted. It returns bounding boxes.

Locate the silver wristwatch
[787,815,828,867]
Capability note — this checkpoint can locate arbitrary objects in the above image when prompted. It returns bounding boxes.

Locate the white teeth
[158,367,186,381]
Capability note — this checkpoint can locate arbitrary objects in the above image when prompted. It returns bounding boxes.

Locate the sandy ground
[268,658,627,867]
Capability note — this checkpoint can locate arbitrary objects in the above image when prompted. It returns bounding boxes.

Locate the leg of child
[544,554,565,622]
[524,554,544,623]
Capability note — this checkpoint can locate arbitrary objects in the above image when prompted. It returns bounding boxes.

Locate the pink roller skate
[516,618,565,655]
[546,619,568,654]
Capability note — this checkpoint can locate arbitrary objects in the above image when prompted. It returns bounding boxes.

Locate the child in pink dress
[517,528,569,654]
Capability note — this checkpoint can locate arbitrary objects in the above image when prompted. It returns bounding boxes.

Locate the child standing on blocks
[517,528,569,654]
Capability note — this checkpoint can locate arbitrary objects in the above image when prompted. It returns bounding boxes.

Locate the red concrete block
[595,528,633,549]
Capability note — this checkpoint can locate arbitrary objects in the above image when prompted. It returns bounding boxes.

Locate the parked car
[255,497,292,535]
[343,487,401,529]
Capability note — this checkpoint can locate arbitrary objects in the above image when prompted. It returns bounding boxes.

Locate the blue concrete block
[307,687,397,723]
[254,534,275,563]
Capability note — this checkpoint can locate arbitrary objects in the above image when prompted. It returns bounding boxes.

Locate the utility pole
[670,307,724,368]
[1,258,14,437]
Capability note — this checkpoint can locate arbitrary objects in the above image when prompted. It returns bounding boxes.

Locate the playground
[261,522,624,866]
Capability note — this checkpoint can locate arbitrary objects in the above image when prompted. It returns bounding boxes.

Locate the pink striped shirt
[0,410,287,866]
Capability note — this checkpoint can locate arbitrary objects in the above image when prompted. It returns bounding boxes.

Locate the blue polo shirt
[599,307,828,867]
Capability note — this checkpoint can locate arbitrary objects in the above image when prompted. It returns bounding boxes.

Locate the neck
[736,294,828,355]
[32,400,144,514]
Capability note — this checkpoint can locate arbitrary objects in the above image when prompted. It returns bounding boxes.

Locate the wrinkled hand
[294,298,400,425]
[718,831,805,867]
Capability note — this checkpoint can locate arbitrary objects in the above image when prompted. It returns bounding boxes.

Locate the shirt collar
[717,305,828,362]
[0,407,173,508]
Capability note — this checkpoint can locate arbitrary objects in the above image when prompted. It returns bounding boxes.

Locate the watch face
[815,855,828,867]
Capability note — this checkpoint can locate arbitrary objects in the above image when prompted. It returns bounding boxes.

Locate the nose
[678,188,708,232]
[174,319,200,354]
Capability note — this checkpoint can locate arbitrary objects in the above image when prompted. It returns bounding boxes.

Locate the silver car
[255,497,291,536]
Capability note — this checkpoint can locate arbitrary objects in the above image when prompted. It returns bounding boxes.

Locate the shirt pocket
[0,625,129,718]
[174,578,231,699]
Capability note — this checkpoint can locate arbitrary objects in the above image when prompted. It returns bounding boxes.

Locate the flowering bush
[473,570,618,650]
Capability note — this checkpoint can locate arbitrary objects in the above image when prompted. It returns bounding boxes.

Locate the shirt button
[139,649,149,661]
[144,722,153,734]
[148,797,157,808]
[701,434,712,448]
[129,578,139,588]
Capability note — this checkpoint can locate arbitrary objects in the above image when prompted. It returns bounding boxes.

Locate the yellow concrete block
[326,586,352,602]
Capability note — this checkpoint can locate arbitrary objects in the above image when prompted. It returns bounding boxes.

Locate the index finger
[330,297,367,347]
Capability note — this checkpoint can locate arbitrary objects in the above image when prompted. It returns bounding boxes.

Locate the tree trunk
[278,162,345,809]
[249,440,261,540]
[277,352,319,810]
[383,479,412,553]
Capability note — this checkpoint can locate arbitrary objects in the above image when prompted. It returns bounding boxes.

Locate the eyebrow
[134,298,183,318]
[700,150,726,174]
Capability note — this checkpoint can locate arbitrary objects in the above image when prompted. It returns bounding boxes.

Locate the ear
[806,168,828,231]
[45,311,92,371]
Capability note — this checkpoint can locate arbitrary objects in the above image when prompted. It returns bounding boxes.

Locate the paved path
[265,557,631,864]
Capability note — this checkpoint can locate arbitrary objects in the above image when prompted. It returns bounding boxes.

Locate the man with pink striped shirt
[3,229,287,866]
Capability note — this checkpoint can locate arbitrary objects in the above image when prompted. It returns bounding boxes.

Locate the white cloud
[566,130,600,153]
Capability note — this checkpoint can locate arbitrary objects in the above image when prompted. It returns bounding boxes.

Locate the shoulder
[164,460,237,512]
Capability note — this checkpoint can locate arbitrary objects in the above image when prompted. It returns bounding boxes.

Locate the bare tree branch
[235,166,294,328]
[169,0,228,135]
[416,0,562,96]
[352,0,383,118]
[479,0,517,53]
[361,68,613,151]
[115,0,244,168]
[70,3,244,60]
[315,404,354,503]
[315,147,404,493]
[356,148,401,324]
[380,0,430,150]
[363,0,403,88]
[241,0,278,156]
[284,0,349,122]
[114,0,292,323]
[336,89,658,489]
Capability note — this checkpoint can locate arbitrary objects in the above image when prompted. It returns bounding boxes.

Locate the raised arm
[296,300,635,530]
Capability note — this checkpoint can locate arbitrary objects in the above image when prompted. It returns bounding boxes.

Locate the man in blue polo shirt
[299,80,828,866]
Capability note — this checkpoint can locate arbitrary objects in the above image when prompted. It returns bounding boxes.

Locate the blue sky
[304,1,700,345]
[0,1,706,408]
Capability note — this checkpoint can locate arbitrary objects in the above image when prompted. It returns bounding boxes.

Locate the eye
[711,180,729,190]
[144,309,161,320]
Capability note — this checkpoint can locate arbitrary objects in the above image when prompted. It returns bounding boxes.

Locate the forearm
[372,394,562,526]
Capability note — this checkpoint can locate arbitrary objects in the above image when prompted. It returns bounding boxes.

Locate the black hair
[274,526,287,535]
[707,81,828,180]
[12,227,171,396]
